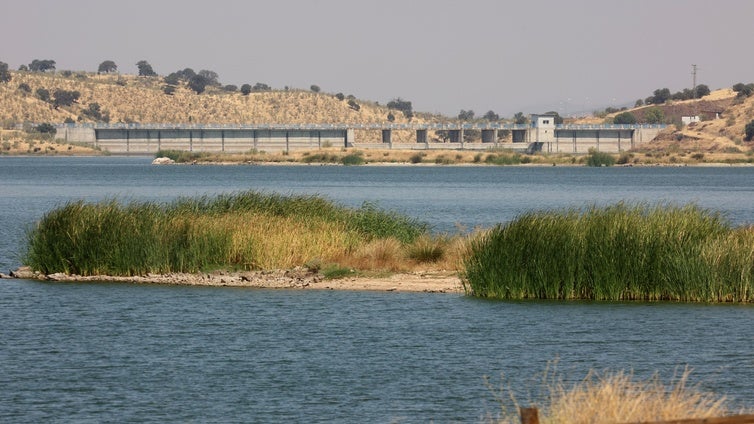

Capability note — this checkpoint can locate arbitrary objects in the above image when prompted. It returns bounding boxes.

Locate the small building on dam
[55,117,664,155]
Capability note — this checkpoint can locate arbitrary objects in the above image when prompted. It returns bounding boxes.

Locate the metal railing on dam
[57,122,666,131]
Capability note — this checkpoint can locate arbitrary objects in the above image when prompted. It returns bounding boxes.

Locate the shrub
[613,111,637,125]
[341,153,365,165]
[35,123,56,134]
[745,120,754,142]
[616,151,633,164]
[485,153,522,165]
[409,153,424,164]
[585,148,615,167]
[643,107,665,124]
[35,88,50,102]
[52,90,81,108]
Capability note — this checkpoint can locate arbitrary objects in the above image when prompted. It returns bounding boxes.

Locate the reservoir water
[1,156,753,422]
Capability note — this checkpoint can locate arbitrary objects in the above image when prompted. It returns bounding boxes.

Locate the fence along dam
[55,114,665,155]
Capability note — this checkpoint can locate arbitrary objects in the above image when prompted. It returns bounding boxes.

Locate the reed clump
[23,191,430,276]
[463,203,754,302]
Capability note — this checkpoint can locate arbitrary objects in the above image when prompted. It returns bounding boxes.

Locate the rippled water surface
[1,157,753,422]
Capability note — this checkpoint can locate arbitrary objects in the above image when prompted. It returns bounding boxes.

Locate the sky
[2,0,753,118]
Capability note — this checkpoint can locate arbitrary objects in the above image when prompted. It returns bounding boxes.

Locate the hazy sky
[2,0,753,117]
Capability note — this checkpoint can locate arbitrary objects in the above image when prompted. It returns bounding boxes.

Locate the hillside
[0,71,435,143]
[573,88,754,162]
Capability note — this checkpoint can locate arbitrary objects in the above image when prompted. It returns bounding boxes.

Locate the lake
[1,157,753,422]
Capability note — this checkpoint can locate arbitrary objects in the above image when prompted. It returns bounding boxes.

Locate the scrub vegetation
[463,203,754,302]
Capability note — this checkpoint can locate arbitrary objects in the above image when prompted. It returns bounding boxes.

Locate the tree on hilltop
[310,84,321,93]
[136,60,157,77]
[178,68,196,80]
[252,82,271,92]
[188,74,210,94]
[240,84,252,95]
[732,82,754,98]
[97,60,117,74]
[458,109,475,121]
[483,110,499,121]
[0,61,11,83]
[29,59,56,72]
[164,72,181,85]
[645,88,671,105]
[694,84,710,98]
[198,69,219,86]
[387,98,412,114]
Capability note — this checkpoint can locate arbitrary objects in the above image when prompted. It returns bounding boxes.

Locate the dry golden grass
[180,210,478,273]
[0,71,434,143]
[191,212,360,270]
[493,368,734,424]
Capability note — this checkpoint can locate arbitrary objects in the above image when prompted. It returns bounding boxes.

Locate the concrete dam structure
[56,115,665,155]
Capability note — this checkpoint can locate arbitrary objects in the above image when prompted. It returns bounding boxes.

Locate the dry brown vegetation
[493,370,735,424]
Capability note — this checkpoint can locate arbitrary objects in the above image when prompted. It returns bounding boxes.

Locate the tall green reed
[463,203,753,302]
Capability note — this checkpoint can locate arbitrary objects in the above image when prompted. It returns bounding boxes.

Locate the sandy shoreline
[5,267,464,294]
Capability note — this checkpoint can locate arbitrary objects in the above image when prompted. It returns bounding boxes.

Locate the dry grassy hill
[574,88,754,162]
[0,71,438,143]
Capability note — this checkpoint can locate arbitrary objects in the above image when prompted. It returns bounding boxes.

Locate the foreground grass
[492,368,733,424]
[463,203,754,302]
[24,191,462,276]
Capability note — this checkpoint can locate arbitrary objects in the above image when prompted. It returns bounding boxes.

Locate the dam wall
[55,123,665,155]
